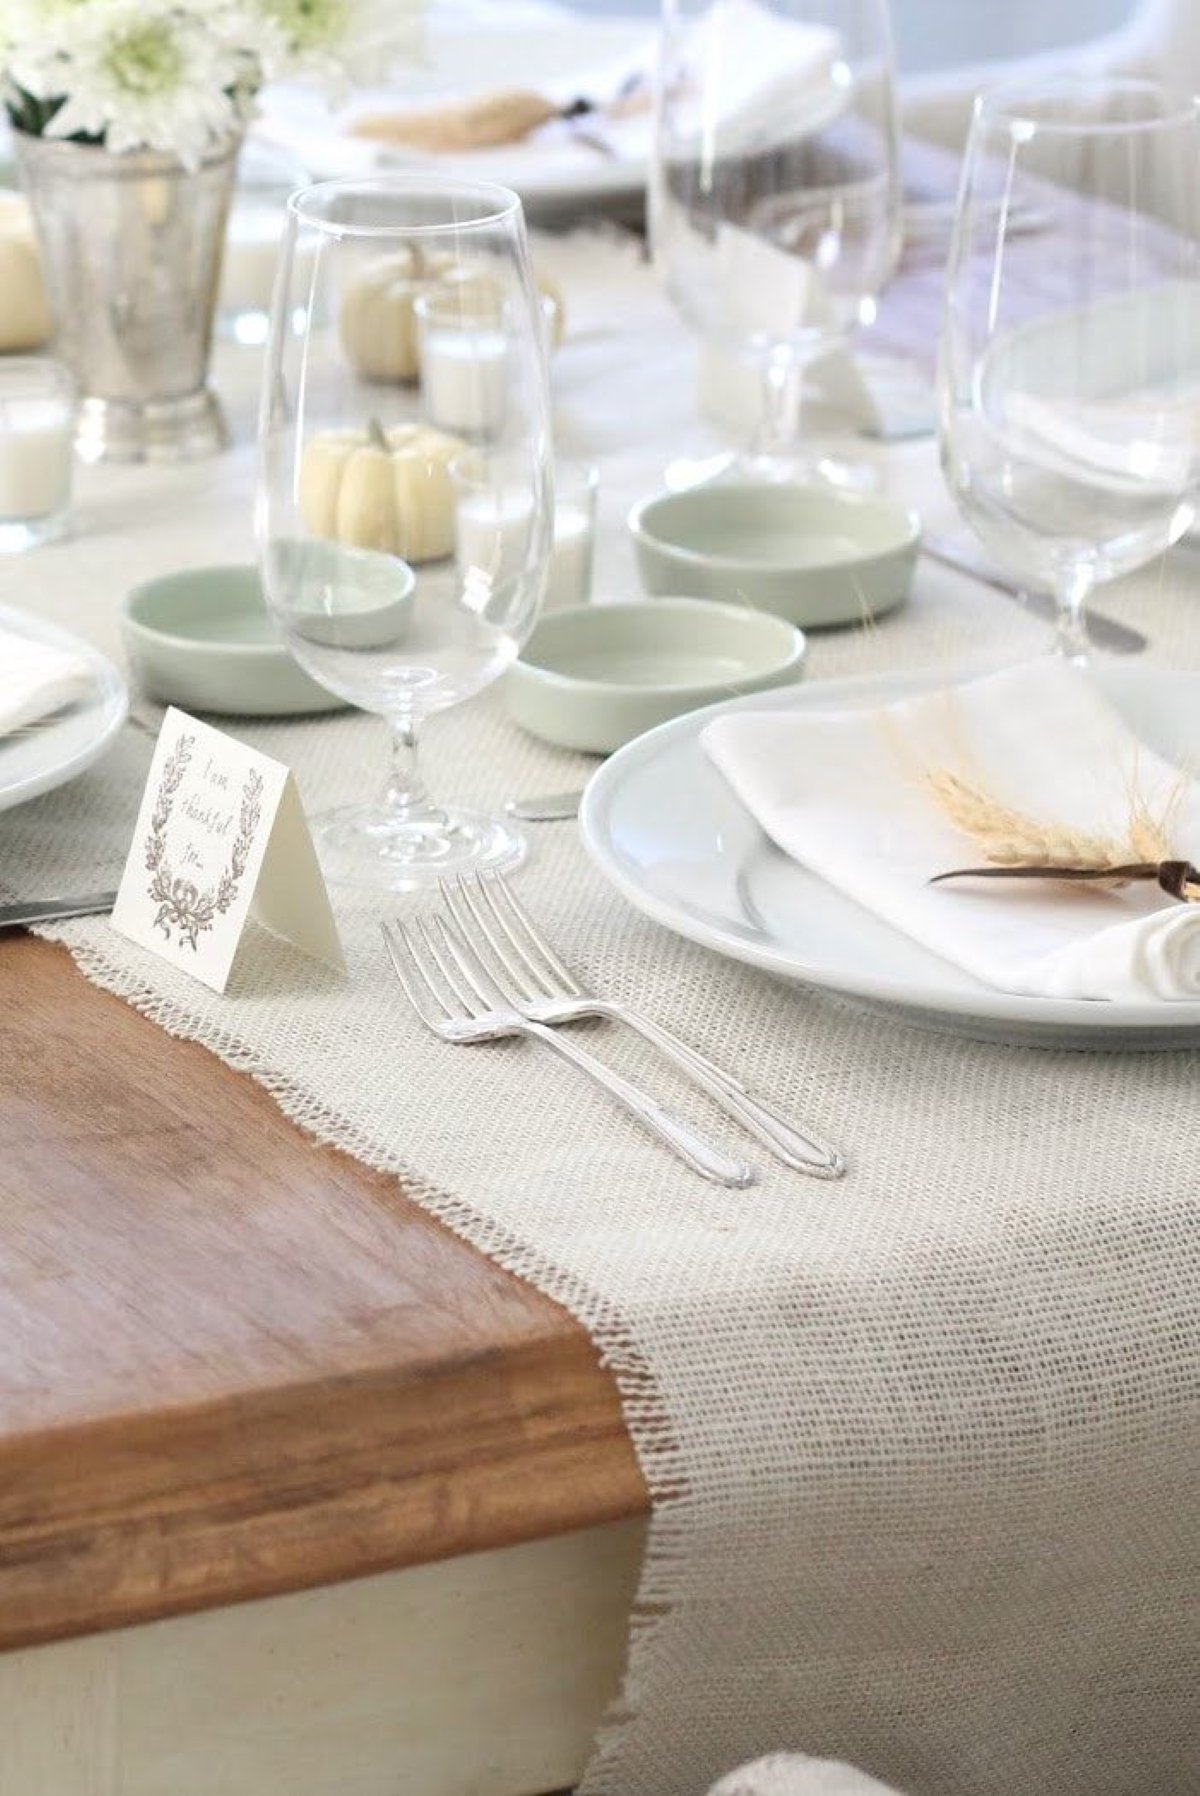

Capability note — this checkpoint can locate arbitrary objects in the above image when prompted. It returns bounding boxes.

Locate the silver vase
[14,130,241,464]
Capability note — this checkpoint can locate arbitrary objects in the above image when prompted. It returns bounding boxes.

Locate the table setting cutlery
[439,871,845,1178]
[0,890,117,929]
[382,911,756,1187]
[505,789,586,824]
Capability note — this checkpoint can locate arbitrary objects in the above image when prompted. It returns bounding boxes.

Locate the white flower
[0,0,424,158]
[252,0,425,86]
[23,0,250,165]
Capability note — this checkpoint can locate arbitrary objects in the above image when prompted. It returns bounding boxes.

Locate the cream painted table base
[0,1519,645,1796]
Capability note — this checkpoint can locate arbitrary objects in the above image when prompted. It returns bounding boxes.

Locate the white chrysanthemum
[0,0,424,154]
[254,0,424,86]
[2,0,119,59]
[21,0,249,165]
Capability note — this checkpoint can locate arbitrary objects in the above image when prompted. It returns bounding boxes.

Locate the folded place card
[112,708,343,993]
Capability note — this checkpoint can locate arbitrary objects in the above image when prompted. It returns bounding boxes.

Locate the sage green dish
[122,565,347,717]
[506,598,806,754]
[629,481,921,628]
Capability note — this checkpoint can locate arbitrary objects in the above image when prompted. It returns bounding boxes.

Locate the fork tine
[444,874,550,1001]
[488,871,582,996]
[413,914,485,1019]
[381,921,450,1030]
[431,914,518,1016]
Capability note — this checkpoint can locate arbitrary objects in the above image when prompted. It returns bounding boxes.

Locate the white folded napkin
[0,626,94,738]
[709,1753,903,1796]
[702,660,1200,1002]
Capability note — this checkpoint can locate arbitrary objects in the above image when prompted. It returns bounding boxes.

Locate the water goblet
[652,0,902,487]
[257,177,553,890]
[939,78,1200,660]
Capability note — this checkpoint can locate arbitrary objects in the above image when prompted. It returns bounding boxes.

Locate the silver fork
[440,873,846,1180]
[382,914,755,1189]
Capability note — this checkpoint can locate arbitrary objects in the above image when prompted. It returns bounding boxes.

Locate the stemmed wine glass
[651,0,902,485]
[939,78,1200,661]
[258,177,553,890]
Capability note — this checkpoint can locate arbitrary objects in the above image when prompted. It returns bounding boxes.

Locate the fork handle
[590,1003,845,1180]
[517,1018,754,1188]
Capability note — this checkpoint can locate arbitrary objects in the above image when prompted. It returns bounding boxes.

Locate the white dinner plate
[0,607,127,813]
[255,12,654,215]
[580,661,1200,1049]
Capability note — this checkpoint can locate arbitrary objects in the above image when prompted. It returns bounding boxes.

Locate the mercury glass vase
[14,131,240,464]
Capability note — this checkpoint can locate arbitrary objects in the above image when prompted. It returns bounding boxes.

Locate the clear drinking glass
[652,0,901,484]
[939,78,1200,660]
[257,177,553,890]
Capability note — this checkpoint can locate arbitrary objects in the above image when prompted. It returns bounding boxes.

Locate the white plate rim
[0,605,128,812]
[579,659,1200,1041]
[257,15,653,206]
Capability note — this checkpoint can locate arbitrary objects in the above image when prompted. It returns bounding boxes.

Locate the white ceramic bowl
[629,481,921,628]
[506,598,806,754]
[122,565,346,717]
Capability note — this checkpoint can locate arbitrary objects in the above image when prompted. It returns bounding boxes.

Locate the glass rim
[974,75,1200,138]
[287,174,524,238]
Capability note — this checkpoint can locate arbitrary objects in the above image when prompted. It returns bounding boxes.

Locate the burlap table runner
[1,233,1196,1795]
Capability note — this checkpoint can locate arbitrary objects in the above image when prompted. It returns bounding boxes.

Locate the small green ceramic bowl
[122,565,346,717]
[629,481,921,628]
[507,598,806,754]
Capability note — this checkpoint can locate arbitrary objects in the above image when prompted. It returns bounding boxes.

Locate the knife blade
[921,532,1147,656]
[0,891,117,929]
[506,790,584,823]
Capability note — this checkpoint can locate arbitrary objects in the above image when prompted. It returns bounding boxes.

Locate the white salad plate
[0,606,127,813]
[580,660,1200,1050]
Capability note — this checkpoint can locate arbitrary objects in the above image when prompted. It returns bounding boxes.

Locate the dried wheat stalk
[924,766,1198,900]
[924,769,1136,870]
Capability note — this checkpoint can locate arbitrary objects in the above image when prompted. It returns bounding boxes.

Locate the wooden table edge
[0,937,649,1653]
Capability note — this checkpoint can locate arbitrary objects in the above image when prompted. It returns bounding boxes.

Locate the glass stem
[386,717,433,820]
[750,346,800,466]
[1053,566,1093,663]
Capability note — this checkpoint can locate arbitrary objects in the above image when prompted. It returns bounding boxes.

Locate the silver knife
[922,532,1147,655]
[506,790,584,822]
[0,891,117,928]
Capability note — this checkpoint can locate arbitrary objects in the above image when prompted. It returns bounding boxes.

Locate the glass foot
[315,800,527,893]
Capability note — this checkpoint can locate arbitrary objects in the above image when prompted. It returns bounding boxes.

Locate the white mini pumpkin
[298,420,469,563]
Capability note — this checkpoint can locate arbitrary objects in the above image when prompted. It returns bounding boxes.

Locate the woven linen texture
[1,232,1197,1796]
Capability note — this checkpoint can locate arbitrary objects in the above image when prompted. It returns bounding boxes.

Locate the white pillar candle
[455,489,533,590]
[420,327,510,438]
[0,409,73,521]
[0,362,75,551]
[544,500,596,610]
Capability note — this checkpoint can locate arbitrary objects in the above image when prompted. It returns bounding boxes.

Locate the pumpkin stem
[366,416,391,453]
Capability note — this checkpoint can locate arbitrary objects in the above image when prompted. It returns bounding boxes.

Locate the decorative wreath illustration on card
[144,735,263,950]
